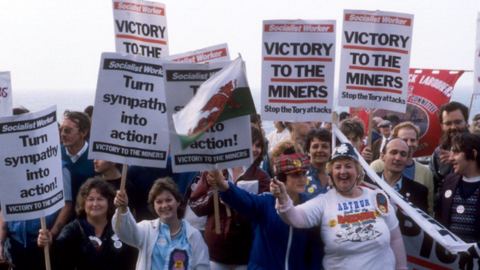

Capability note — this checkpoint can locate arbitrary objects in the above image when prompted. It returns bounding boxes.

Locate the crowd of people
[1,101,480,269]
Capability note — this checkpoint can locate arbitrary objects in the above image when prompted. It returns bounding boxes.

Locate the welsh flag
[172,56,256,150]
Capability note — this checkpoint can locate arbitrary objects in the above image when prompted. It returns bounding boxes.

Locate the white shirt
[66,141,88,163]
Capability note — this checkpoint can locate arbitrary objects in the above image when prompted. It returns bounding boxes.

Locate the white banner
[164,43,230,63]
[0,106,64,221]
[0,72,12,116]
[474,12,480,95]
[333,124,478,269]
[89,53,169,168]
[261,20,336,122]
[338,10,413,113]
[112,0,168,58]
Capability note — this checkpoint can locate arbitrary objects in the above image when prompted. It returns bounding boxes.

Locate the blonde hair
[326,157,365,185]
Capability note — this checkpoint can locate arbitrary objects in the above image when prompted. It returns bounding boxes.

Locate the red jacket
[189,165,270,264]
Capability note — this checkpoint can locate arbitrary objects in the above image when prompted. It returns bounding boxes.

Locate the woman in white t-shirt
[271,142,408,270]
[267,121,290,152]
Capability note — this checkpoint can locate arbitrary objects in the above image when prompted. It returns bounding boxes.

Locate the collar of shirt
[463,175,480,183]
[66,141,89,163]
[382,173,402,191]
[226,166,249,182]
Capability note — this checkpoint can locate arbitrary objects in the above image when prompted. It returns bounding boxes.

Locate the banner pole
[469,94,474,114]
[115,164,128,230]
[40,217,51,270]
[213,170,221,234]
[332,112,338,149]
[367,111,374,149]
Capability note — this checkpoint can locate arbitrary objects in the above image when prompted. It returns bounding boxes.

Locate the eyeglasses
[441,119,464,127]
[59,128,79,134]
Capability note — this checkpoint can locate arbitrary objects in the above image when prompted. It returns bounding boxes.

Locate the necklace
[170,223,182,236]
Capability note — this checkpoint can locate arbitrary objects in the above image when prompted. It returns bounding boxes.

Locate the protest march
[1,0,480,269]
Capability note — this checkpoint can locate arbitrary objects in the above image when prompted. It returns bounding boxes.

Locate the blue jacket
[219,182,323,270]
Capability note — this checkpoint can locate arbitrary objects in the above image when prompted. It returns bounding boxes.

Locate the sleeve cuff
[275,197,294,213]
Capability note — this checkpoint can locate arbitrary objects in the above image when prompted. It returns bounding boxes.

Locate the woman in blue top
[207,151,322,270]
[113,177,209,270]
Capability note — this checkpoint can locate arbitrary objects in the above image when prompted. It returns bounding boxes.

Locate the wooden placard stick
[367,112,374,149]
[40,217,51,270]
[115,164,128,230]
[212,170,222,234]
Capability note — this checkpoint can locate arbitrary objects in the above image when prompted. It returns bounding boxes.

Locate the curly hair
[148,177,184,219]
[326,157,365,185]
[76,177,116,221]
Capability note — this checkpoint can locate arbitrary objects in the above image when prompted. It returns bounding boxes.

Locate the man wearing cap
[371,119,392,162]
[370,122,434,215]
[436,133,480,244]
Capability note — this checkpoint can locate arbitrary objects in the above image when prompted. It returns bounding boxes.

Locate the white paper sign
[338,10,414,113]
[89,52,169,168]
[164,61,253,172]
[112,0,168,58]
[164,43,230,63]
[0,72,12,116]
[0,106,64,221]
[261,20,336,122]
[474,12,480,95]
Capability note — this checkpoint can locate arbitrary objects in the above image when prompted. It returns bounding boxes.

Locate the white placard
[112,0,168,58]
[0,72,12,116]
[338,10,414,113]
[164,61,253,172]
[89,52,169,168]
[261,20,336,122]
[164,43,230,63]
[0,106,64,221]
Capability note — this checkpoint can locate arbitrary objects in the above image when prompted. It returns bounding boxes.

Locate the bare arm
[390,226,408,270]
[50,201,72,238]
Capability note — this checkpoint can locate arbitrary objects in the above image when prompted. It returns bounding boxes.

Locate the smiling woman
[112,177,210,270]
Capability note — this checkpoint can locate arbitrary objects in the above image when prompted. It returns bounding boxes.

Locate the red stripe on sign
[349,65,401,73]
[407,255,454,270]
[346,85,402,94]
[271,78,325,83]
[263,57,332,62]
[269,99,328,104]
[116,35,167,45]
[343,45,408,54]
[114,2,165,16]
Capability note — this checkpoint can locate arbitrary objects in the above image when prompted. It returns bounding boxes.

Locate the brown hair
[76,177,116,220]
[148,177,184,218]
[63,110,91,140]
[271,140,304,181]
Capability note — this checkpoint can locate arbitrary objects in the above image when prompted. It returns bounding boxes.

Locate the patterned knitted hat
[274,153,310,175]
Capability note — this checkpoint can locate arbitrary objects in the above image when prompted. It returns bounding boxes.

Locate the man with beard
[429,102,469,201]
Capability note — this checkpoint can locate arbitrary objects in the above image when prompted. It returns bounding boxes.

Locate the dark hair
[339,112,350,122]
[387,114,400,127]
[63,110,91,140]
[251,125,266,166]
[84,105,94,118]
[13,107,30,115]
[451,133,480,168]
[339,118,366,139]
[438,101,469,124]
[304,128,332,154]
[148,177,184,218]
[76,177,116,221]
[250,114,261,125]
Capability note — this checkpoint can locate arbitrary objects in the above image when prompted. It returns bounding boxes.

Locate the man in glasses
[429,101,469,208]
[60,110,96,218]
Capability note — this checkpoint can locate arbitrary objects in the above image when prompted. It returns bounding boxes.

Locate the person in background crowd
[323,122,332,131]
[302,129,332,200]
[266,121,290,152]
[262,139,304,178]
[60,110,96,218]
[93,159,137,215]
[189,126,270,270]
[339,118,366,153]
[339,111,350,122]
[290,122,316,149]
[271,143,408,270]
[113,177,209,270]
[0,108,73,270]
[38,177,137,270]
[84,105,93,123]
[360,116,383,163]
[429,101,469,204]
[470,113,480,134]
[370,122,434,215]
[365,138,429,213]
[206,153,322,269]
[370,119,393,162]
